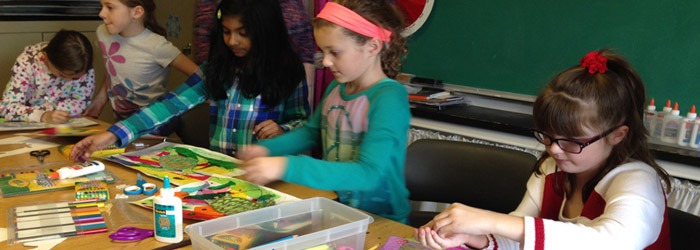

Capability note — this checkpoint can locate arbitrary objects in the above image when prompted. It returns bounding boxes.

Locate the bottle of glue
[49,161,105,179]
[678,105,697,146]
[653,99,673,139]
[661,102,682,144]
[154,176,183,243]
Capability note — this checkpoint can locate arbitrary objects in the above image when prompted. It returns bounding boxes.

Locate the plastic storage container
[184,197,374,250]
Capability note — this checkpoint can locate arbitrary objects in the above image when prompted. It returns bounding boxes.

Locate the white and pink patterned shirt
[1,42,95,122]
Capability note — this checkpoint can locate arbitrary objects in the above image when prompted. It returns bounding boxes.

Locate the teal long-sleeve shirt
[259,79,411,222]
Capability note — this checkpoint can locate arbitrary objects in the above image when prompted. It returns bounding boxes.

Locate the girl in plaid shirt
[70,0,310,158]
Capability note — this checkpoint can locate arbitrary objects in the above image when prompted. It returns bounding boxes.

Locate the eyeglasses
[531,126,619,154]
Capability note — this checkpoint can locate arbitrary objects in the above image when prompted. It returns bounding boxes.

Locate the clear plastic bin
[184,197,374,250]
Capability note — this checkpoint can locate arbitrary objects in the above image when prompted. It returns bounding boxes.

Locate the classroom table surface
[0,118,415,249]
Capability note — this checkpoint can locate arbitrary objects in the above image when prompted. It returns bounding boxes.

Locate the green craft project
[210,196,269,215]
[159,154,197,174]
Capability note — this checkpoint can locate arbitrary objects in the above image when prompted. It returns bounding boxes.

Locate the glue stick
[154,176,183,243]
[643,98,657,135]
[661,102,681,144]
[678,105,697,146]
[48,161,105,179]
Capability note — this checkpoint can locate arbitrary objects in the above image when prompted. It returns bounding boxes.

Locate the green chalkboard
[403,1,700,113]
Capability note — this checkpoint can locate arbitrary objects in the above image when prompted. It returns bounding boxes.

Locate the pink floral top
[0,42,95,122]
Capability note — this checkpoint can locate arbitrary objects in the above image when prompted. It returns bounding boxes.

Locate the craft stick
[17,224,77,239]
[16,208,71,217]
[14,202,71,213]
[16,213,73,222]
[16,217,75,230]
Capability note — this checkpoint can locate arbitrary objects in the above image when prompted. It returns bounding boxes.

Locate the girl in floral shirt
[1,30,95,123]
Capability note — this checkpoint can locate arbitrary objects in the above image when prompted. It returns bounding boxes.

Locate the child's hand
[414,226,478,249]
[236,145,270,161]
[42,110,70,123]
[253,120,284,139]
[70,132,118,161]
[82,96,106,118]
[430,203,497,237]
[241,156,287,185]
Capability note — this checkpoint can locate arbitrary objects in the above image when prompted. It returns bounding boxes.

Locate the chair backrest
[175,102,210,149]
[668,207,700,249]
[405,139,537,215]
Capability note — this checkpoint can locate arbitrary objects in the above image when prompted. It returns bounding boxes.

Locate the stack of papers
[408,91,465,109]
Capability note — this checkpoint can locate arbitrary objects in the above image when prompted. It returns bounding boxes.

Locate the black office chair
[405,139,538,228]
[668,207,700,249]
[175,102,211,148]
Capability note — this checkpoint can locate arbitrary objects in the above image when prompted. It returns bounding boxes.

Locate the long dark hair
[312,0,407,78]
[118,0,166,36]
[44,30,93,74]
[204,0,304,108]
[532,49,671,202]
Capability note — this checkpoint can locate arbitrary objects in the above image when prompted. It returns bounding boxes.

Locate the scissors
[30,150,50,164]
[109,227,154,242]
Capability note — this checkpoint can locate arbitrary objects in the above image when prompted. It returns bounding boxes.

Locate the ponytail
[120,0,166,37]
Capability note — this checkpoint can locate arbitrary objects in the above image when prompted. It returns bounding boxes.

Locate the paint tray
[0,161,119,197]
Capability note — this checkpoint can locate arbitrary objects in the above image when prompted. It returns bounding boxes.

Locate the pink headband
[316,2,392,42]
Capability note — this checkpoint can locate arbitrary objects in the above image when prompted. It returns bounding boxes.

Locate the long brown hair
[118,0,166,37]
[312,0,407,79]
[532,49,671,202]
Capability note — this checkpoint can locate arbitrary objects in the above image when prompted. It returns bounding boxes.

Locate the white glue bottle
[661,102,681,144]
[48,161,105,179]
[154,176,183,243]
[643,98,657,136]
[677,105,697,146]
[653,99,673,139]
[689,117,700,149]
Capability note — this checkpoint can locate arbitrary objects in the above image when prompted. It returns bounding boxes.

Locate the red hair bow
[580,51,608,74]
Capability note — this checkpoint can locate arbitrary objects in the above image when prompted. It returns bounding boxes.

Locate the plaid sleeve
[108,70,209,147]
[279,79,310,132]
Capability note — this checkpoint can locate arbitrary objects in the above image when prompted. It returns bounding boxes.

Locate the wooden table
[0,119,415,249]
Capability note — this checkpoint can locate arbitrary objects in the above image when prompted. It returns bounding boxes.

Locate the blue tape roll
[124,185,142,195]
[142,183,158,195]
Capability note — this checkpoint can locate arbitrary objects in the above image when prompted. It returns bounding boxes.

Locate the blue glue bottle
[154,176,183,243]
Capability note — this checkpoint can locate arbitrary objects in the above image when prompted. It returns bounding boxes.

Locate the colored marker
[44,96,58,109]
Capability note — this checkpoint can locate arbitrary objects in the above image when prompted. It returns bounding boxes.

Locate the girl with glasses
[415,50,671,249]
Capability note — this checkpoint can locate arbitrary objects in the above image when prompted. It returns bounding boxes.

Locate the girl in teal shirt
[238,0,411,223]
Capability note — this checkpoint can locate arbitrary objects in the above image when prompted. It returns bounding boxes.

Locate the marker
[44,96,58,109]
